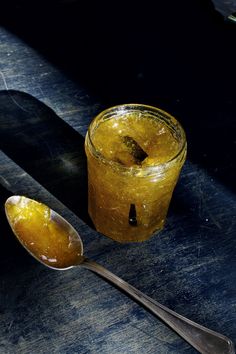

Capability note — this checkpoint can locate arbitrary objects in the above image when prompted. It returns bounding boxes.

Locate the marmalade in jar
[85,104,186,242]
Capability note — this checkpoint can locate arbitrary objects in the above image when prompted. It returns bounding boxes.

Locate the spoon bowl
[5,196,235,354]
[5,195,84,269]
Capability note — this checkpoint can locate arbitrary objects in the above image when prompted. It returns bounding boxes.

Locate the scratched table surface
[0,2,236,353]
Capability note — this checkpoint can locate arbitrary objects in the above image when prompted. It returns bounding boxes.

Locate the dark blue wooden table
[0,2,235,353]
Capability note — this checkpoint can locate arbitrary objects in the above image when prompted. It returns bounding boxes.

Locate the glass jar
[85,104,187,242]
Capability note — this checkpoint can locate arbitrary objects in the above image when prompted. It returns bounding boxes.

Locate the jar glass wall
[85,104,187,242]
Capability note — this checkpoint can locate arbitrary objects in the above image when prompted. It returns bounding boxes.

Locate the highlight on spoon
[5,196,84,269]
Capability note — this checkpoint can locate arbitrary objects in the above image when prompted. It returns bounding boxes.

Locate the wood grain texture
[0,4,236,353]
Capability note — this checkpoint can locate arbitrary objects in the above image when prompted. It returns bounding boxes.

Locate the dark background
[1,0,235,192]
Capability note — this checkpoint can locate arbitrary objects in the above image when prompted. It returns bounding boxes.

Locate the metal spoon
[5,196,235,354]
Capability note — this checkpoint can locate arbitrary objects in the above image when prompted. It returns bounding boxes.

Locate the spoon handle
[81,258,234,354]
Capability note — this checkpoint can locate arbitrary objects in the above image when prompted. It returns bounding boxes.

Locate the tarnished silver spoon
[5,195,234,354]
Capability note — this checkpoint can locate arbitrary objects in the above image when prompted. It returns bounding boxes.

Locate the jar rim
[86,103,187,175]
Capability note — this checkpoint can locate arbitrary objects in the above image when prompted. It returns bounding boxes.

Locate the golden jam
[5,196,82,268]
[85,104,187,242]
